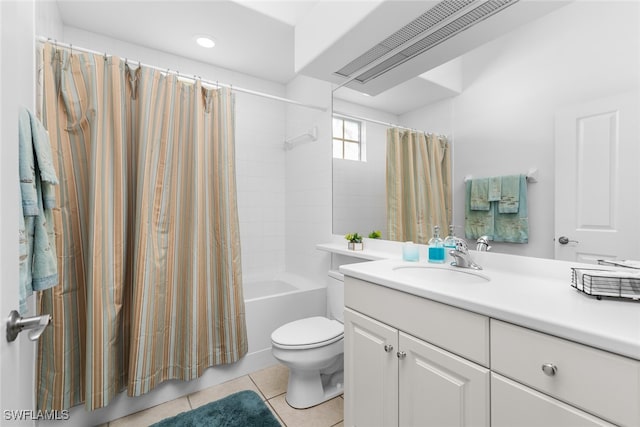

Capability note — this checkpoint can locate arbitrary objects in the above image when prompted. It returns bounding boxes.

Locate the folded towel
[18,108,59,314]
[499,175,520,213]
[493,175,528,243]
[488,176,501,202]
[470,178,490,211]
[465,180,494,239]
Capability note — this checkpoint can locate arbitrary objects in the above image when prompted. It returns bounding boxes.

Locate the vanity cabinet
[344,277,490,427]
[343,275,640,427]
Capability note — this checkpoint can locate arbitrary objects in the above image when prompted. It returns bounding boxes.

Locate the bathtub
[244,272,327,359]
[65,272,326,426]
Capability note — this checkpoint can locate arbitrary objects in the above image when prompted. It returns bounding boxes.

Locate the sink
[392,265,490,284]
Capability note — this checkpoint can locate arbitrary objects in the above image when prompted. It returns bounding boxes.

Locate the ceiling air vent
[335,0,518,84]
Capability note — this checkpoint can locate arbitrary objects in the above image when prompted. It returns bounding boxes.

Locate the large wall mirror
[332,0,640,261]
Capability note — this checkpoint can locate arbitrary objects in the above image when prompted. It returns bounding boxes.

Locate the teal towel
[465,180,494,239]
[499,174,520,213]
[18,108,59,314]
[488,176,501,202]
[470,178,490,211]
[494,175,529,243]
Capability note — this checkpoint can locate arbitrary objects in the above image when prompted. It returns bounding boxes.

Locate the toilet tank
[327,270,344,322]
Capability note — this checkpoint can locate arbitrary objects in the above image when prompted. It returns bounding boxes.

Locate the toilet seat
[271,316,343,350]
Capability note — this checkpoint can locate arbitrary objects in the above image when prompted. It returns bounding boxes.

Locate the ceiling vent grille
[335,0,518,84]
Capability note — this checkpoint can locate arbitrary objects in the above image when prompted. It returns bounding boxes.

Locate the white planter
[348,242,363,251]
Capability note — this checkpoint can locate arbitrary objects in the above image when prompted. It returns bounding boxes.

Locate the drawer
[345,276,490,367]
[491,373,615,427]
[491,319,640,427]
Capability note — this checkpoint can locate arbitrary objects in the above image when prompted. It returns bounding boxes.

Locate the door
[399,332,489,427]
[554,92,640,262]
[344,308,398,427]
[491,373,615,427]
[1,1,37,425]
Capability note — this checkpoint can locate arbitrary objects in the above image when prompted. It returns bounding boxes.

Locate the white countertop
[337,254,640,361]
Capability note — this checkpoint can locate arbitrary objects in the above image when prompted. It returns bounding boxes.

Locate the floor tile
[250,363,289,399]
[187,375,263,409]
[108,397,190,427]
[269,394,344,427]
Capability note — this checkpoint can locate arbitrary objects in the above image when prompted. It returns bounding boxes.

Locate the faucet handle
[453,237,469,253]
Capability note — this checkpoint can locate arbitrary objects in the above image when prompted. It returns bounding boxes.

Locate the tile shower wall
[53,27,289,281]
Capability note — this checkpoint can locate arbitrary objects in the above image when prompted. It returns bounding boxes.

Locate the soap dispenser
[443,225,457,264]
[428,225,445,264]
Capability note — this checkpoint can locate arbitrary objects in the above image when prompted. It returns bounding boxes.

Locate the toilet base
[285,363,344,409]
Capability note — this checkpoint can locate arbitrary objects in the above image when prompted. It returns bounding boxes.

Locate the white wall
[332,99,394,239]
[285,75,333,286]
[399,1,639,259]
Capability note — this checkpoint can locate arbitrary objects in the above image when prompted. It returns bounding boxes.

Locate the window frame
[332,116,365,161]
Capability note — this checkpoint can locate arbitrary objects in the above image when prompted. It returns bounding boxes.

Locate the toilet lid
[271,316,343,348]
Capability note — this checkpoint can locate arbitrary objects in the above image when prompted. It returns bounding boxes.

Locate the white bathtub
[65,272,326,426]
[244,272,327,358]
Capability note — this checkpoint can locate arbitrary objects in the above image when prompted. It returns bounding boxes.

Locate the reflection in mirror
[332,0,640,260]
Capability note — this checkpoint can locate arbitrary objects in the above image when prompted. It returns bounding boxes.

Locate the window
[333,116,364,161]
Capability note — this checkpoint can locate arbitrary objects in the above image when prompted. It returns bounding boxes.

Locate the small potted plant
[368,230,382,239]
[345,232,364,251]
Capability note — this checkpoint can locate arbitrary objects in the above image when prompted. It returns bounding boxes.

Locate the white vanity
[320,241,640,427]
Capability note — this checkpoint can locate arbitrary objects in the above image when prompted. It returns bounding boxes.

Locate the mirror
[332,0,640,259]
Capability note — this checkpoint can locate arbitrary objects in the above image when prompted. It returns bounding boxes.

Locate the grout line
[248,374,268,401]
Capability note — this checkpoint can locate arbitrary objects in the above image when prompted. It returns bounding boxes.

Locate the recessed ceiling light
[195,35,216,49]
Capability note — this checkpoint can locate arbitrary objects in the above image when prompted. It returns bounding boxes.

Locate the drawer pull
[541,363,558,376]
[397,351,407,359]
[384,344,394,353]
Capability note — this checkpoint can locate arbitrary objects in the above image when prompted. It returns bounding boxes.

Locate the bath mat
[151,390,281,427]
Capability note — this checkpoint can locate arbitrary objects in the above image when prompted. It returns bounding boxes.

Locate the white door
[1,1,37,425]
[344,308,398,427]
[399,332,490,427]
[491,374,615,427]
[554,92,640,262]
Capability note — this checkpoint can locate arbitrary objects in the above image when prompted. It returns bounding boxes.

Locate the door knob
[558,236,579,245]
[384,344,394,353]
[397,351,407,359]
[6,310,52,342]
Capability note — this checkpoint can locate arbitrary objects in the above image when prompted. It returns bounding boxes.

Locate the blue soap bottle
[428,225,445,263]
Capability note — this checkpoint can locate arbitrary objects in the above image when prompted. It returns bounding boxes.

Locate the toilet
[271,270,344,409]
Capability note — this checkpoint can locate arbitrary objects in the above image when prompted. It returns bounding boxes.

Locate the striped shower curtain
[37,42,247,411]
[386,128,452,244]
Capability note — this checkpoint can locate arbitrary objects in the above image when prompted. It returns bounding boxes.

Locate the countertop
[338,256,640,361]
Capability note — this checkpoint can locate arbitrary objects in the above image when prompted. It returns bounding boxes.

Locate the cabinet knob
[384,344,394,353]
[541,363,558,376]
[396,351,407,359]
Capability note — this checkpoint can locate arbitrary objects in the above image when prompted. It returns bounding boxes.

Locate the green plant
[368,230,382,239]
[345,233,363,243]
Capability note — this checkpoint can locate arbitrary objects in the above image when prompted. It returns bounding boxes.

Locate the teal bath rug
[151,390,281,427]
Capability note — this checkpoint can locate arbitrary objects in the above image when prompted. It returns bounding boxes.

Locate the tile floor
[107,364,344,427]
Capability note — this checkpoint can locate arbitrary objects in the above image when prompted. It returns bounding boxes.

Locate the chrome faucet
[449,238,482,270]
[476,236,492,252]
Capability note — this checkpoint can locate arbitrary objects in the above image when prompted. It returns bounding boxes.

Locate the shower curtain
[36,42,247,411]
[386,128,452,244]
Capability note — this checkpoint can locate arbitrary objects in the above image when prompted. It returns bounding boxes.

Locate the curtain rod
[37,37,328,113]
[333,110,445,137]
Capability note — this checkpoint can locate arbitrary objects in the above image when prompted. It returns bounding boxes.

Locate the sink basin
[392,265,490,284]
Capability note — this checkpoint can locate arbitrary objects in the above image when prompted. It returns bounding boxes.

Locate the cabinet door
[399,332,490,427]
[492,373,616,427]
[344,308,398,427]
